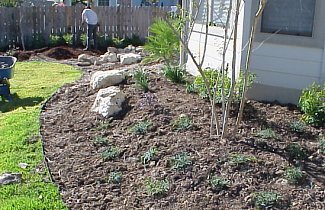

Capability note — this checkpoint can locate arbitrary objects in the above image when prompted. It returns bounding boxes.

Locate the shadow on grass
[0,93,44,113]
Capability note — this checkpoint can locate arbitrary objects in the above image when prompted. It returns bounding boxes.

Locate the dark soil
[37,50,325,210]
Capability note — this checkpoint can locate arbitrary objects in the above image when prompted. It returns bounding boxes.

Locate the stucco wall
[244,0,325,104]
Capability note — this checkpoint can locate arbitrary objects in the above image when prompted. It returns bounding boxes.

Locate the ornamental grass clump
[144,178,169,196]
[286,143,308,161]
[229,153,257,166]
[92,136,109,146]
[133,68,150,92]
[163,65,186,84]
[289,120,306,133]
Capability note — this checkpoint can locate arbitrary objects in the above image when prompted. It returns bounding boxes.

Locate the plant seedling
[102,146,121,160]
[170,152,192,170]
[289,121,306,133]
[140,147,158,165]
[229,153,257,166]
[92,136,109,146]
[133,68,149,92]
[256,128,277,139]
[209,175,230,190]
[163,65,186,83]
[286,143,308,160]
[108,171,122,184]
[96,122,111,131]
[129,120,152,135]
[284,167,305,185]
[254,191,281,209]
[172,114,192,131]
[144,177,169,196]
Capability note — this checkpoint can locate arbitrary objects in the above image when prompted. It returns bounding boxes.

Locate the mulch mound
[43,47,78,60]
[40,64,325,209]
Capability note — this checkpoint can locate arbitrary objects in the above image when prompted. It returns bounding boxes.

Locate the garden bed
[39,61,324,209]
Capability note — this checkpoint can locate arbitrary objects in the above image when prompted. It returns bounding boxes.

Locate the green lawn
[0,62,81,210]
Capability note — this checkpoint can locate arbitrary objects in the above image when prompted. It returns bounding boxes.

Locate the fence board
[0,6,168,49]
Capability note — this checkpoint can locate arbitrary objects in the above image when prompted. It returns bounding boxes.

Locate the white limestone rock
[120,53,142,65]
[78,54,98,64]
[107,47,118,54]
[91,86,126,118]
[90,70,126,90]
[100,53,118,62]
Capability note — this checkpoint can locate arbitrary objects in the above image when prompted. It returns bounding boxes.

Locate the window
[98,0,109,6]
[261,0,316,37]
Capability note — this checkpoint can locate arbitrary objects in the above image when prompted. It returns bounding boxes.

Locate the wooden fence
[0,6,169,49]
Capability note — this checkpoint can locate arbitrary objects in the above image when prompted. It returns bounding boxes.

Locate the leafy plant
[133,68,149,92]
[49,35,64,47]
[185,82,196,93]
[102,146,121,160]
[108,171,122,184]
[144,177,169,196]
[63,33,73,46]
[193,69,255,103]
[172,114,192,131]
[92,136,109,146]
[298,82,325,127]
[95,122,111,131]
[209,175,230,190]
[163,65,186,83]
[140,147,158,165]
[170,152,192,170]
[289,120,306,133]
[79,33,87,47]
[286,143,308,160]
[284,167,305,185]
[229,153,257,165]
[129,120,152,135]
[143,18,179,65]
[255,128,277,139]
[254,191,281,209]
[112,37,125,48]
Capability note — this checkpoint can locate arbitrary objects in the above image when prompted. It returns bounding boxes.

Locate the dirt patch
[44,47,78,60]
[40,64,325,209]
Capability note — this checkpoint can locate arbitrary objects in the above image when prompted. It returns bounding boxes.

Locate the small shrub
[255,128,277,139]
[102,146,121,160]
[284,167,305,185]
[63,33,73,46]
[254,191,281,209]
[298,82,325,127]
[289,120,306,133]
[144,177,169,196]
[140,147,158,165]
[163,65,186,83]
[172,114,192,131]
[49,35,64,47]
[170,152,192,170]
[79,33,87,47]
[286,143,308,160]
[129,120,152,135]
[133,68,149,92]
[108,171,122,184]
[92,136,109,146]
[185,82,196,93]
[229,153,257,165]
[209,175,230,190]
[112,37,125,48]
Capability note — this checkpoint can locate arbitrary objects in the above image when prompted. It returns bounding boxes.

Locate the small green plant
[140,147,158,165]
[49,35,64,47]
[172,114,192,131]
[286,143,308,160]
[209,175,230,190]
[144,177,169,196]
[92,136,109,146]
[108,171,122,184]
[256,128,277,139]
[96,122,111,131]
[185,82,196,93]
[298,82,325,127]
[112,37,125,48]
[229,153,257,165]
[63,33,73,46]
[254,191,281,209]
[284,167,305,185]
[289,120,306,133]
[102,146,121,160]
[133,68,149,92]
[170,152,192,170]
[163,65,186,83]
[129,120,152,135]
[319,136,325,154]
[79,33,87,47]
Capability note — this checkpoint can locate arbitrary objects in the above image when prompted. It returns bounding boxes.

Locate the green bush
[298,82,325,127]
[143,18,179,65]
[163,65,186,84]
[284,167,305,185]
[144,178,169,196]
[286,143,308,160]
[63,33,73,46]
[49,35,65,47]
[172,114,192,131]
[192,69,255,103]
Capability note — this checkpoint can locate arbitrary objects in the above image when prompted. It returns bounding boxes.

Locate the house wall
[243,0,325,104]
